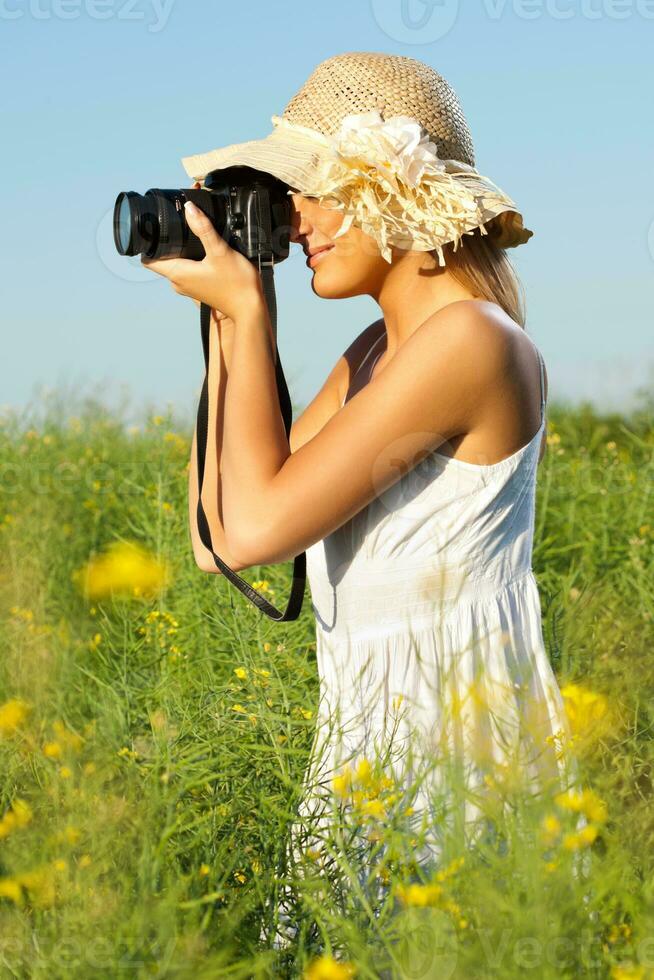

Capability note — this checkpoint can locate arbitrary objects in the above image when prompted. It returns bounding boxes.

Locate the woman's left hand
[141,199,265,323]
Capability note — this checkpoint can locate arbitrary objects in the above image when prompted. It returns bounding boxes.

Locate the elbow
[225,521,284,569]
[223,529,261,570]
[192,543,250,574]
[192,548,222,574]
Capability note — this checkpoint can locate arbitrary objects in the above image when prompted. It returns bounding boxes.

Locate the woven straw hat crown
[280,52,476,169]
[181,51,533,262]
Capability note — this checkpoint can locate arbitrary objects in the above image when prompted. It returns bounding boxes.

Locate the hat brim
[181,125,532,251]
[181,124,334,192]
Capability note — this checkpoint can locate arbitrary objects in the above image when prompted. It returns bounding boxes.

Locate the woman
[144,51,585,945]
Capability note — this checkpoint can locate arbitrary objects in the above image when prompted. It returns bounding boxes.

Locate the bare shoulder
[427,299,549,461]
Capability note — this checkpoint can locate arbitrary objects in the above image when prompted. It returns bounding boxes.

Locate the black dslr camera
[112,166,306,623]
[113,165,293,264]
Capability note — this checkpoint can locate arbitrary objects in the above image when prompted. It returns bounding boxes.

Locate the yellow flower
[562,824,599,851]
[233,667,248,680]
[560,683,610,739]
[332,767,354,797]
[355,757,372,784]
[434,856,465,882]
[199,864,210,877]
[610,964,645,979]
[303,955,357,979]
[0,698,31,736]
[0,799,33,839]
[231,704,246,714]
[43,741,62,759]
[78,854,92,869]
[0,878,23,904]
[540,813,562,845]
[358,798,386,820]
[59,767,73,780]
[396,882,443,907]
[233,870,246,884]
[73,541,171,600]
[554,788,608,824]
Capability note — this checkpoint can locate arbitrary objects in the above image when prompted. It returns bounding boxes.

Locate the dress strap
[360,331,385,370]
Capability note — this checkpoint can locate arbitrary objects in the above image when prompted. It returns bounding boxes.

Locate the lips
[306,245,335,268]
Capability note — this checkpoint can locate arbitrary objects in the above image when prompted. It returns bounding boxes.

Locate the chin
[310,258,370,299]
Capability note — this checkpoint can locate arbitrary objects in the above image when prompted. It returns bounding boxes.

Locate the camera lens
[113,188,220,260]
[115,193,136,253]
[113,191,160,257]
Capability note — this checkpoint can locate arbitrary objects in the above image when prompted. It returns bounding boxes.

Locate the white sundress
[261,332,589,948]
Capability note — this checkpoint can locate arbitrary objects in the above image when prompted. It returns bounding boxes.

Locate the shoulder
[421,299,518,355]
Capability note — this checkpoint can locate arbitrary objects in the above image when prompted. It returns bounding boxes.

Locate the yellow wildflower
[78,855,92,869]
[540,813,562,845]
[0,878,23,904]
[358,798,386,820]
[199,864,210,877]
[560,683,610,739]
[233,667,248,680]
[610,965,644,979]
[396,882,443,907]
[554,788,608,824]
[0,698,31,736]
[231,704,246,714]
[0,799,33,839]
[332,767,353,797]
[562,824,599,851]
[303,955,357,979]
[73,541,170,600]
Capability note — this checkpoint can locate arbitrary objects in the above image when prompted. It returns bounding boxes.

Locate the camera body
[113,165,293,265]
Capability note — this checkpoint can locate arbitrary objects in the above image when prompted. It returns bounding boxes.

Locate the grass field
[0,386,652,979]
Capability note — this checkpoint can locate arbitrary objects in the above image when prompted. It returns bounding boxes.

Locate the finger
[140,256,178,278]
[184,201,228,259]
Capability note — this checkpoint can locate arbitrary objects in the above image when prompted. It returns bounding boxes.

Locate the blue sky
[2,0,653,427]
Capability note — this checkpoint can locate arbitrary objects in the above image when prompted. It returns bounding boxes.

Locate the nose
[288,192,312,245]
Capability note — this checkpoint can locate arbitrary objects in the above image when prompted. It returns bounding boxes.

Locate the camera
[113,165,293,265]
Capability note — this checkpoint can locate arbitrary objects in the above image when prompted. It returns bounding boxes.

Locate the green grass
[0,386,652,979]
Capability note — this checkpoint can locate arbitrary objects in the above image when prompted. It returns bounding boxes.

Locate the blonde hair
[434,225,527,328]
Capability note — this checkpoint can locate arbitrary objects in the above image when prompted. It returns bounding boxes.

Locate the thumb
[184,200,227,258]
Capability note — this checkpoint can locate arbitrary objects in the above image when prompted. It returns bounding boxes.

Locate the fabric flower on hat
[272,110,531,265]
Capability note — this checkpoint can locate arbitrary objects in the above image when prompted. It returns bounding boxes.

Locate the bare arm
[187,309,248,574]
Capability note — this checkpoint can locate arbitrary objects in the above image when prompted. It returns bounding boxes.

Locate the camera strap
[194,267,306,620]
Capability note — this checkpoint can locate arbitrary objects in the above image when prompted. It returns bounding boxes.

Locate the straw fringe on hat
[181,52,533,265]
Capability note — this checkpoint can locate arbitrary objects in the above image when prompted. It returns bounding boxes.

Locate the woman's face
[288,191,392,299]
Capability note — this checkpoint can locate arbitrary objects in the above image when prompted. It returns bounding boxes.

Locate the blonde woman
[143,52,587,944]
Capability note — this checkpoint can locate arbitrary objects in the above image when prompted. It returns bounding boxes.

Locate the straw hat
[181,51,533,265]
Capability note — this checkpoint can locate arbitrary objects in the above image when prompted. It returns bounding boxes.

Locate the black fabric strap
[194,265,306,621]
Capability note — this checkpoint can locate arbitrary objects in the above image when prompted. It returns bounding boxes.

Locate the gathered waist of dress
[308,553,535,641]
